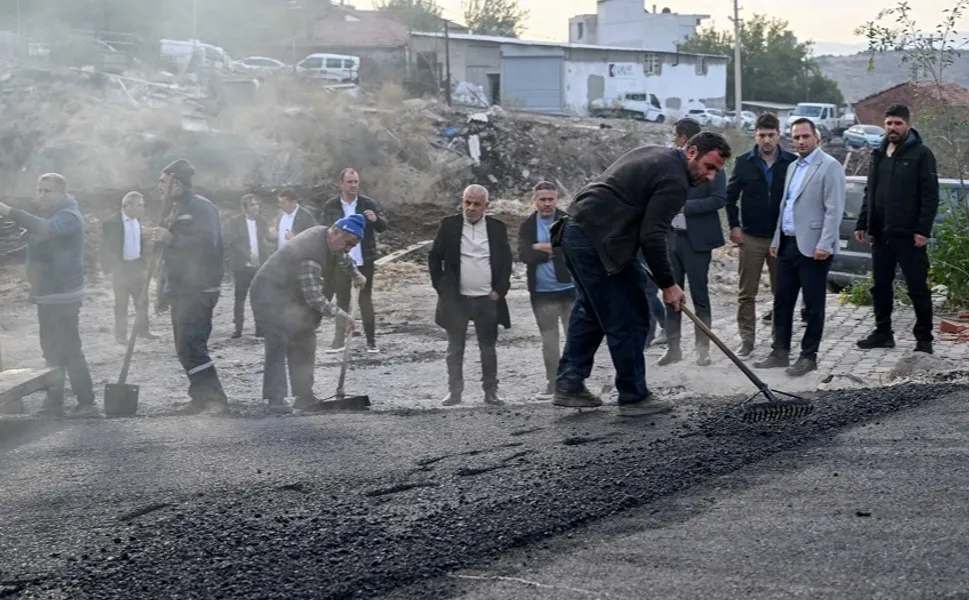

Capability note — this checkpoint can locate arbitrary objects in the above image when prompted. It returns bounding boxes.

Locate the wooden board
[0,367,60,408]
[374,240,433,267]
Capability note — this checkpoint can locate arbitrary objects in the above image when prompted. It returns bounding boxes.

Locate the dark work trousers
[665,230,713,352]
[332,261,376,346]
[772,236,832,360]
[259,315,318,402]
[37,302,95,408]
[556,221,650,405]
[530,289,575,384]
[112,259,151,339]
[170,292,227,406]
[232,267,258,334]
[446,295,500,395]
[644,272,667,346]
[871,235,934,343]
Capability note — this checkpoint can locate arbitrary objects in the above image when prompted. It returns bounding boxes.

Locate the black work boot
[484,390,505,406]
[754,351,790,369]
[736,341,755,358]
[857,330,896,349]
[915,340,934,354]
[442,392,462,407]
[786,355,817,377]
[553,385,602,408]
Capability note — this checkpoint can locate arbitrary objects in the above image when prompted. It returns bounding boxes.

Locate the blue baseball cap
[334,213,365,239]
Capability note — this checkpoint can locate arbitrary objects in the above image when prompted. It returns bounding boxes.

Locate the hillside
[816,51,969,103]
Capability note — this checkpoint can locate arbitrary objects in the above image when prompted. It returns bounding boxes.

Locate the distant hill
[816,51,969,104]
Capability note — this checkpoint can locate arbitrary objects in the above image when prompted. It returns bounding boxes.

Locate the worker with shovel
[250,215,366,412]
[152,160,229,415]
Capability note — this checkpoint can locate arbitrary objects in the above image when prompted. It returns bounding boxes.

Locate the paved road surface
[2,382,968,598]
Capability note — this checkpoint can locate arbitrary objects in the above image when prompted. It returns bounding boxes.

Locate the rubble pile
[0,64,669,205]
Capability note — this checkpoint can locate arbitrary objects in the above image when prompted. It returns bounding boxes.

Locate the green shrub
[840,275,873,306]
[929,202,969,308]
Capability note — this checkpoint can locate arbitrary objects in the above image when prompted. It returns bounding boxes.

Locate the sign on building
[608,63,637,78]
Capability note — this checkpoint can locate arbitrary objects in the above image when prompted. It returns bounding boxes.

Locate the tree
[375,0,444,32]
[679,15,844,107]
[463,0,528,38]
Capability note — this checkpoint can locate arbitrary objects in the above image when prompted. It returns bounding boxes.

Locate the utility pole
[731,0,743,129]
[444,18,452,106]
[192,0,198,39]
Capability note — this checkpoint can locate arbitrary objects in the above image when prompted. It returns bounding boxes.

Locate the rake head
[741,388,815,423]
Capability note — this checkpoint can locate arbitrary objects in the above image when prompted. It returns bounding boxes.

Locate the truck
[785,103,856,137]
[589,92,666,123]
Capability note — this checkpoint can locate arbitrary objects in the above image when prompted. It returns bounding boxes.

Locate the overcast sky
[357,0,969,56]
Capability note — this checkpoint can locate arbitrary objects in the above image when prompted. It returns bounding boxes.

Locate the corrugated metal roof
[410,31,728,60]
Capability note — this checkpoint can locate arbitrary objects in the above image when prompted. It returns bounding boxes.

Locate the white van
[160,39,232,71]
[294,53,360,83]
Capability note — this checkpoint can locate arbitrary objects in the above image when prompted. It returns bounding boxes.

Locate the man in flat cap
[152,159,229,414]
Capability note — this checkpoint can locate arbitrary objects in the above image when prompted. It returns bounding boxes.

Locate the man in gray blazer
[659,117,727,366]
[755,118,845,376]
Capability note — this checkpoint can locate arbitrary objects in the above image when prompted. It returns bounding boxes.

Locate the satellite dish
[661,7,671,13]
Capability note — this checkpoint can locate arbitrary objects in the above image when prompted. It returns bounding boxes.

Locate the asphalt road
[1,382,967,599]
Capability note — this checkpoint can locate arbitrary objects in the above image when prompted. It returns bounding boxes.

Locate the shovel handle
[335,286,360,397]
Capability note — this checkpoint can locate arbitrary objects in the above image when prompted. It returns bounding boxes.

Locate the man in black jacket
[226,194,272,339]
[552,133,731,412]
[855,103,940,354]
[100,191,159,344]
[659,118,727,367]
[725,112,798,357]
[429,184,512,407]
[320,168,388,353]
[518,181,573,399]
[152,159,229,415]
[270,188,316,251]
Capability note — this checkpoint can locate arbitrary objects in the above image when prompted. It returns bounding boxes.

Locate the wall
[563,51,727,116]
[409,36,501,92]
[596,0,705,52]
[854,86,914,125]
[568,15,598,45]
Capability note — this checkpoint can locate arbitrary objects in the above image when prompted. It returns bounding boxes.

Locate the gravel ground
[1,381,961,599]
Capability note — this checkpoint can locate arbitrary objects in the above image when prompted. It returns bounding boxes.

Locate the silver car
[842,124,885,150]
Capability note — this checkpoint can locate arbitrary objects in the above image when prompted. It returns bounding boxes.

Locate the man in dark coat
[518,181,574,399]
[250,216,363,411]
[429,184,512,407]
[551,132,731,413]
[225,193,272,338]
[270,188,316,251]
[100,191,158,344]
[659,118,727,367]
[0,173,96,417]
[319,168,388,353]
[152,159,229,415]
[855,103,940,354]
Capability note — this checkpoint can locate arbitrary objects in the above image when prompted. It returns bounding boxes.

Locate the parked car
[295,53,360,83]
[686,108,726,127]
[725,110,757,129]
[842,124,885,150]
[230,56,287,78]
[828,175,969,291]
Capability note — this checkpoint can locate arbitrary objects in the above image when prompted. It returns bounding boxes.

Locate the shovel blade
[318,394,371,412]
[104,383,139,417]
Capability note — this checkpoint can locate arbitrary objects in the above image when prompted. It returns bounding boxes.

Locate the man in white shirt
[226,194,271,338]
[100,191,158,344]
[270,188,316,250]
[320,168,388,353]
[428,185,513,407]
[755,118,845,377]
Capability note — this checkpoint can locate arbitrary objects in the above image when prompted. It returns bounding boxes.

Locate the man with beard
[152,160,229,414]
[854,103,939,354]
[551,132,731,413]
[0,173,96,417]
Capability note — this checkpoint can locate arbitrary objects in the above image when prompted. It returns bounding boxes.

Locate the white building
[410,32,728,118]
[569,0,708,53]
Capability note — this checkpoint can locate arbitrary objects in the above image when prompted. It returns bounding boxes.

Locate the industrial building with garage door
[409,32,728,120]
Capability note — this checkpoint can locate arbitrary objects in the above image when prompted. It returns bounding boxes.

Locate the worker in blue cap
[249,214,367,412]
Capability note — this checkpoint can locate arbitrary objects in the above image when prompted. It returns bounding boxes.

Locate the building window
[577,22,584,39]
[643,53,661,76]
[695,58,708,75]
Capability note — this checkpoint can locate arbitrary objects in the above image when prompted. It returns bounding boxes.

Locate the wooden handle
[335,287,360,396]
